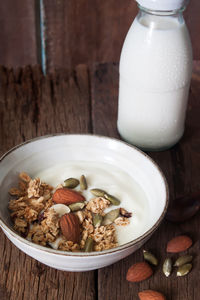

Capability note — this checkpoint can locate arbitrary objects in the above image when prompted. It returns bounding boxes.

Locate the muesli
[8,172,132,252]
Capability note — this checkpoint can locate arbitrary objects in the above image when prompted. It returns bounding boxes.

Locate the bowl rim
[0,133,169,257]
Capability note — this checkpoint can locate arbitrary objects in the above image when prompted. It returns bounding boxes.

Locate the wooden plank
[91,62,119,137]
[36,64,91,135]
[0,1,39,67]
[42,0,137,72]
[0,65,96,300]
[91,62,200,300]
[184,1,200,62]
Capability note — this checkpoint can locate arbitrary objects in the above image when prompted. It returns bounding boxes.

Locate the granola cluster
[76,208,118,251]
[9,173,132,252]
[27,209,60,246]
[9,173,53,236]
[86,197,110,214]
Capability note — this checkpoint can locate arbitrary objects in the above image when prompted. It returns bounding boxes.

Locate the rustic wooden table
[0,63,199,300]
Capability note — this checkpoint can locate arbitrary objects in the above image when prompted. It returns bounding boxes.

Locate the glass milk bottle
[117,0,193,151]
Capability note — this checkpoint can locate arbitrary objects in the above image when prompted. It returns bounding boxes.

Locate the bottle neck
[138,4,185,16]
[137,5,185,29]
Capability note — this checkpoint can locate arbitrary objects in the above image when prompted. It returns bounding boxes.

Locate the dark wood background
[0,0,199,72]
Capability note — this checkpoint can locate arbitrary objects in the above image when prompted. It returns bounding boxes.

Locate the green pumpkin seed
[174,255,193,267]
[143,250,158,266]
[177,263,192,277]
[104,194,120,206]
[68,202,85,212]
[163,258,172,277]
[90,188,106,197]
[80,175,87,190]
[102,208,120,225]
[84,237,94,252]
[64,178,79,189]
[93,214,103,227]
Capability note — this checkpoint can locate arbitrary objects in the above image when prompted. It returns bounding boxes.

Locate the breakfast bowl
[0,134,168,271]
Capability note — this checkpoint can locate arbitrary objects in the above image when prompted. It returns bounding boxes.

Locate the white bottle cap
[136,0,189,11]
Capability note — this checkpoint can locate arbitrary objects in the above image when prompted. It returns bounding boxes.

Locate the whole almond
[167,235,192,253]
[138,290,166,300]
[60,213,80,243]
[126,262,153,282]
[53,188,85,205]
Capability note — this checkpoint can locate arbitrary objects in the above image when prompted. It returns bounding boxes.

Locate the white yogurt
[118,13,193,150]
[36,161,150,246]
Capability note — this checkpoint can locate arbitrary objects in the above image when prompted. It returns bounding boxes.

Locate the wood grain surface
[0,1,39,67]
[0,62,200,299]
[42,0,137,72]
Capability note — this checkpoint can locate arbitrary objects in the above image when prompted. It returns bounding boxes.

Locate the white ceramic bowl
[0,134,168,271]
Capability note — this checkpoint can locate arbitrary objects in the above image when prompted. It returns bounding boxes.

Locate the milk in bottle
[117,0,193,150]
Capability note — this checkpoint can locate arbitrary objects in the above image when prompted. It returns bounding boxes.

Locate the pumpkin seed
[102,208,120,225]
[93,213,103,227]
[177,263,192,277]
[69,202,85,212]
[163,258,172,277]
[104,193,120,206]
[64,178,79,189]
[80,175,87,190]
[84,237,94,252]
[143,250,158,266]
[174,255,193,267]
[90,188,106,197]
